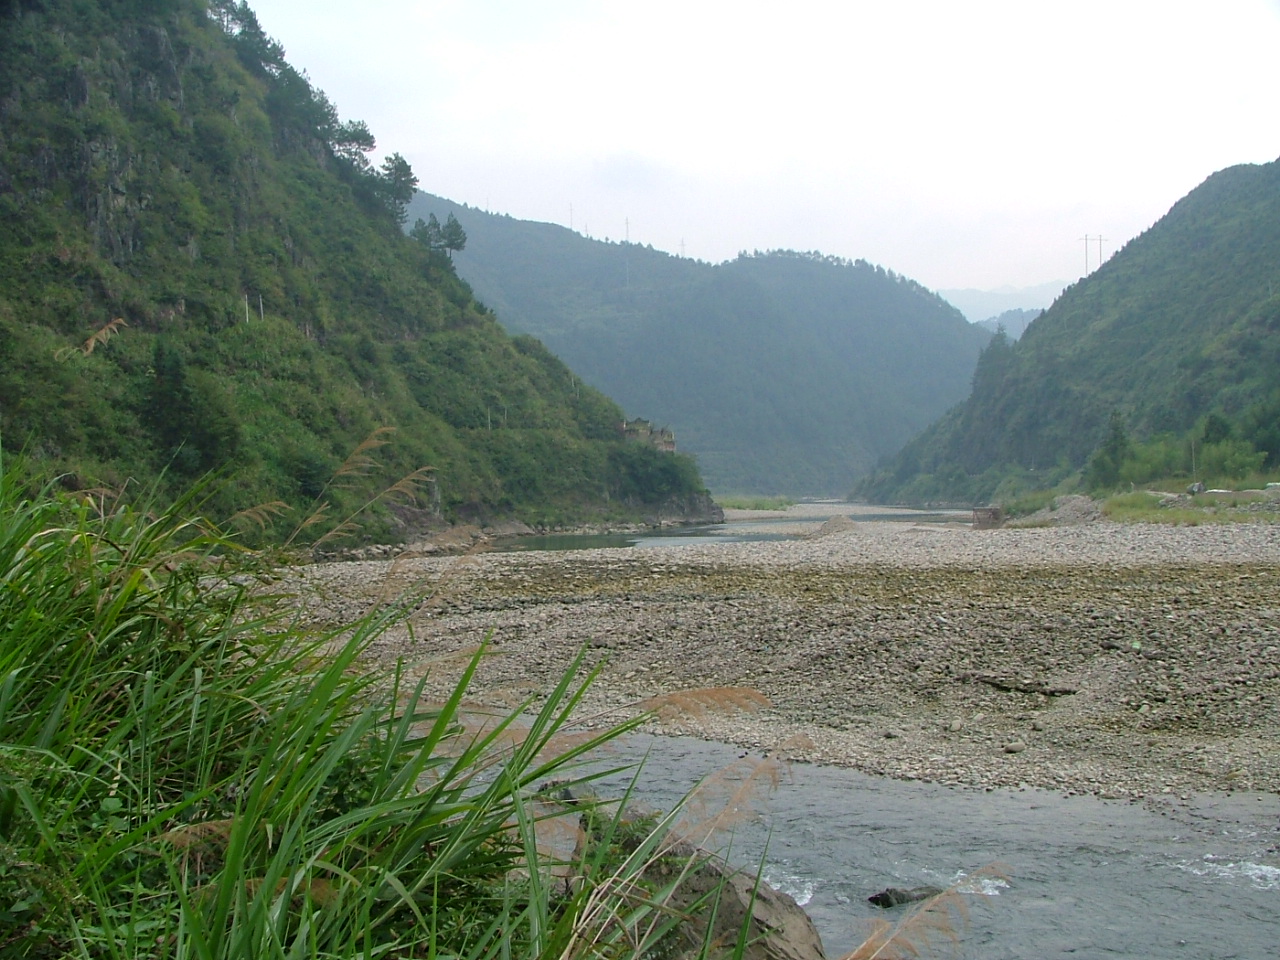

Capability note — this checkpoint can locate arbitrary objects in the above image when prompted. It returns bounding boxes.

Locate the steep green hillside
[0,0,711,538]
[858,159,1280,504]
[974,308,1039,340]
[409,194,991,495]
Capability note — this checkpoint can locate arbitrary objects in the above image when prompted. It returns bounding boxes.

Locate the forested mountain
[0,0,713,540]
[858,158,1280,504]
[939,281,1065,322]
[409,194,991,495]
[975,308,1039,340]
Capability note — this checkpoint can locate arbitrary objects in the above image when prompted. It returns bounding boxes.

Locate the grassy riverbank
[0,466,771,958]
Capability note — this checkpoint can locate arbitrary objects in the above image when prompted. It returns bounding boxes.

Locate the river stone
[658,840,826,960]
[867,885,945,908]
[1004,740,1029,754]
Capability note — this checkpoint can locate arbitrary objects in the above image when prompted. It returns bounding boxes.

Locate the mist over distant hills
[860,158,1280,504]
[410,194,991,496]
[940,281,1066,323]
[974,308,1041,340]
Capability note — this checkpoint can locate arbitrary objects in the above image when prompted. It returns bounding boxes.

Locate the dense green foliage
[0,463,748,958]
[973,308,1039,340]
[409,194,992,496]
[858,159,1280,504]
[0,0,707,537]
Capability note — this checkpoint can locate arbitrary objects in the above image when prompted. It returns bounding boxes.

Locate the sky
[248,0,1280,293]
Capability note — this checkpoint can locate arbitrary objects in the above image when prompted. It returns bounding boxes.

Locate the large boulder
[558,792,824,960]
[654,840,826,960]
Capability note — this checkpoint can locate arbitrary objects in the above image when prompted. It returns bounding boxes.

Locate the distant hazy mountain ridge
[939,281,1065,322]
[410,194,991,495]
[858,158,1280,504]
[974,308,1040,340]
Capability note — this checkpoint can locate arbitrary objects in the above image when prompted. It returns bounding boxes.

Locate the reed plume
[844,865,1008,960]
[642,686,772,723]
[55,316,128,360]
[279,425,434,552]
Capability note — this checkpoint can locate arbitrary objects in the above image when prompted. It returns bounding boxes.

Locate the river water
[493,505,965,553]
[591,728,1280,959]
[503,505,1280,957]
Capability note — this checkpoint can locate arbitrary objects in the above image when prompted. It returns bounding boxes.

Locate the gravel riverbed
[284,508,1280,802]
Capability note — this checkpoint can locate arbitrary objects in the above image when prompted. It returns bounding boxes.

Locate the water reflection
[491,506,965,553]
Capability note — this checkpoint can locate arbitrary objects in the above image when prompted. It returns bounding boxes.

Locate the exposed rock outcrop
[655,841,826,960]
[654,491,725,526]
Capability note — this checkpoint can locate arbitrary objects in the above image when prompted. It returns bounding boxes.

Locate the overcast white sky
[249,0,1280,292]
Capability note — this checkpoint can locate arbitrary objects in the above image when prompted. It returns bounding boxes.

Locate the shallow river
[499,505,1280,957]
[493,506,964,552]
[594,734,1280,959]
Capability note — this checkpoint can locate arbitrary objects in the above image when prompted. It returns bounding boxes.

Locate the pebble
[283,507,1280,798]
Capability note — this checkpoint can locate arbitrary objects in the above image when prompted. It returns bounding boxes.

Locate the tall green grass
[714,496,797,511]
[1100,489,1277,525]
[0,460,738,959]
[0,456,974,959]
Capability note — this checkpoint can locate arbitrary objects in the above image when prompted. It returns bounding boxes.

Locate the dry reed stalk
[282,426,433,551]
[380,465,435,505]
[229,501,290,531]
[233,876,341,907]
[670,754,787,850]
[641,687,772,724]
[309,465,436,553]
[56,317,128,360]
[157,819,237,851]
[332,426,397,484]
[284,503,331,549]
[369,535,491,615]
[554,809,720,960]
[843,890,966,960]
[157,818,236,877]
[84,317,128,354]
[309,518,364,550]
[842,864,1008,960]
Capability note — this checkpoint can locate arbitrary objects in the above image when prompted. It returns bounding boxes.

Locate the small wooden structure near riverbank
[971,506,1004,529]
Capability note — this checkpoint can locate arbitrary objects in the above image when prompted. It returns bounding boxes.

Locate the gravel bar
[284,512,1280,801]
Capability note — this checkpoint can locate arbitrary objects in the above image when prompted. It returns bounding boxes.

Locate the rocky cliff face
[658,491,725,526]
